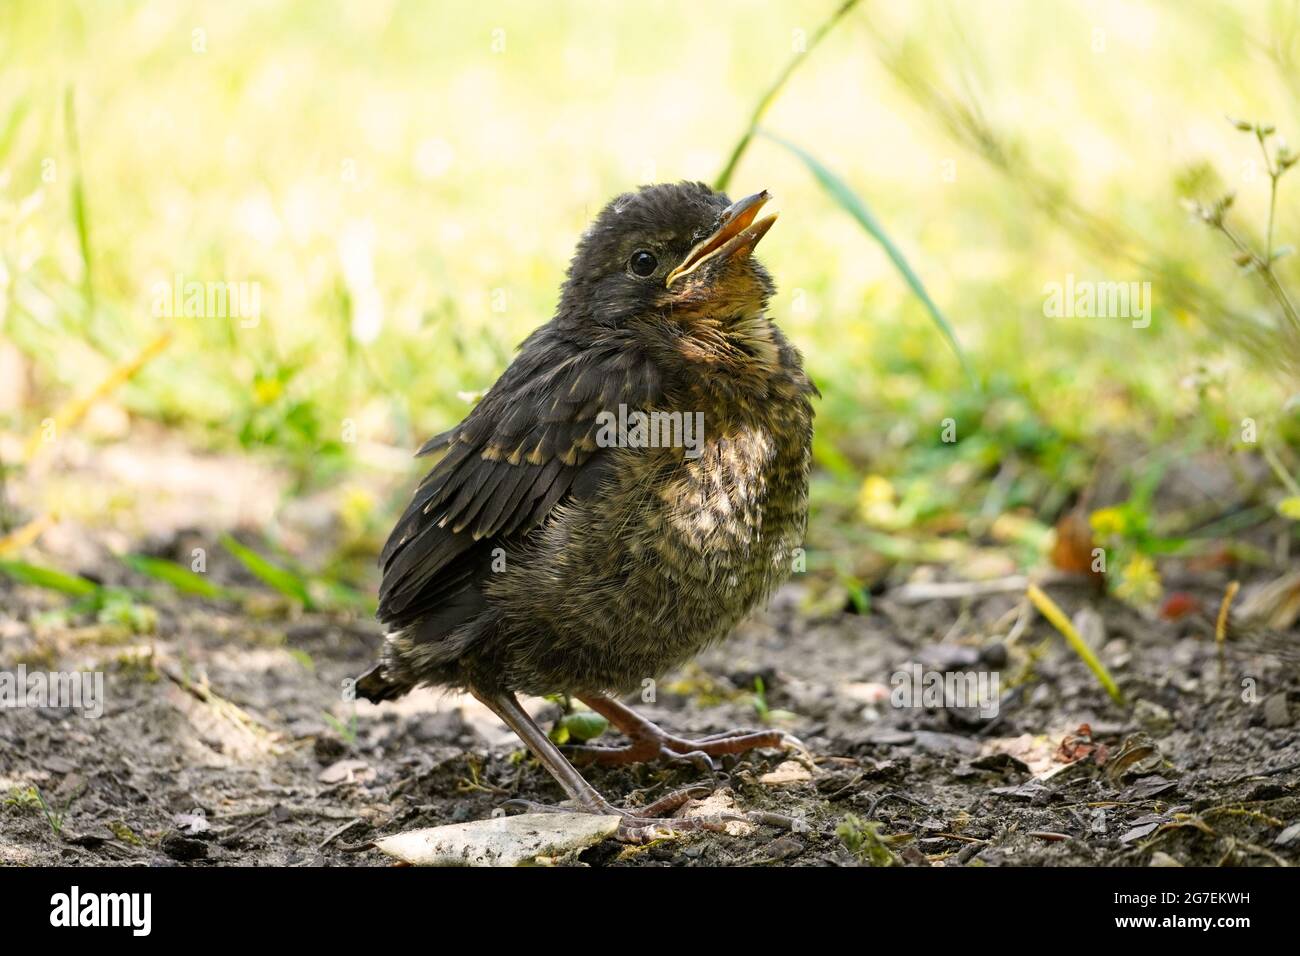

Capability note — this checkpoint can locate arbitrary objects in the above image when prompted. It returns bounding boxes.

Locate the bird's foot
[565,723,806,770]
[472,689,807,845]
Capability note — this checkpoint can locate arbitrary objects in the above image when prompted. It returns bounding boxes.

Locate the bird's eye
[628,249,658,277]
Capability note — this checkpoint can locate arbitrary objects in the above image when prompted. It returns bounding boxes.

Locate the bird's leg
[472,688,609,812]
[469,688,741,842]
[566,694,802,769]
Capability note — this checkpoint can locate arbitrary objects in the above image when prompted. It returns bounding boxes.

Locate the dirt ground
[2,553,1298,866]
[1,437,1298,867]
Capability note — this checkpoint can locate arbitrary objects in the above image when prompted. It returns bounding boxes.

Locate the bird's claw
[615,812,739,844]
[776,731,817,769]
[659,746,718,774]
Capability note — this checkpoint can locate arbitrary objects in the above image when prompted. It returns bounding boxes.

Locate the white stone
[373,813,620,866]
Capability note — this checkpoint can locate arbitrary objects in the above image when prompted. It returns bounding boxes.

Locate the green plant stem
[1218,222,1300,334]
[714,0,860,192]
[1267,170,1278,265]
[1261,443,1300,497]
[1255,129,1280,263]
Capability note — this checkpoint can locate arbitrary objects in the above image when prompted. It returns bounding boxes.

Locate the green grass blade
[0,99,30,159]
[1027,584,1124,706]
[714,0,861,192]
[122,554,230,599]
[64,86,94,309]
[319,579,378,615]
[219,534,314,609]
[764,132,975,385]
[0,560,100,597]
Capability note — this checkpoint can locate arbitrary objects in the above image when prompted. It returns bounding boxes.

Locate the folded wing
[377,327,661,635]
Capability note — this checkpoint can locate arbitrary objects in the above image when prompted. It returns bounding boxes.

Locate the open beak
[665,190,778,287]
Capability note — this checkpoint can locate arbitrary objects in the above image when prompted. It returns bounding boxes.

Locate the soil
[3,567,1298,867]
[1,440,1298,867]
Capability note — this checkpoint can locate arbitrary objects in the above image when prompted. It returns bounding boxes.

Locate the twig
[1231,758,1300,782]
[158,657,282,752]
[1216,579,1240,648]
[1216,578,1240,682]
[1004,597,1031,647]
[319,818,367,850]
[888,571,1094,605]
[0,513,55,556]
[23,331,173,464]
[228,809,274,839]
[865,791,929,817]
[888,575,1029,604]
[934,832,990,845]
[336,839,378,854]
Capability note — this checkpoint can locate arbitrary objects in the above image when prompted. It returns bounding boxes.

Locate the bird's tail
[355,663,413,704]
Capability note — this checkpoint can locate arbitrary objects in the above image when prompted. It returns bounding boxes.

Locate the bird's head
[556,181,778,334]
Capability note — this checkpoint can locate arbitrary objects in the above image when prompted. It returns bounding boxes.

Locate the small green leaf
[321,710,357,745]
[554,711,609,743]
[288,648,315,671]
[122,554,229,599]
[0,560,99,597]
[96,594,158,634]
[842,577,871,615]
[220,534,314,609]
[763,131,975,386]
[1278,496,1300,520]
[752,675,770,720]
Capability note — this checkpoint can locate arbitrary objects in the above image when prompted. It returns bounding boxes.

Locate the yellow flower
[1089,506,1127,538]
[1116,553,1162,605]
[857,474,898,528]
[339,485,376,537]
[253,377,283,405]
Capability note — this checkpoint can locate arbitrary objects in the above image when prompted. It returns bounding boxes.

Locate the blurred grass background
[2,0,1299,610]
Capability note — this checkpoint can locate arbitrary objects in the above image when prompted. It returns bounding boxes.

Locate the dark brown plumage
[358,182,816,839]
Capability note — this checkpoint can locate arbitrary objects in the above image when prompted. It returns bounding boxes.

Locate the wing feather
[377,328,660,633]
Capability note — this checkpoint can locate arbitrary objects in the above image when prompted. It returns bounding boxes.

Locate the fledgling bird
[358,181,816,839]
